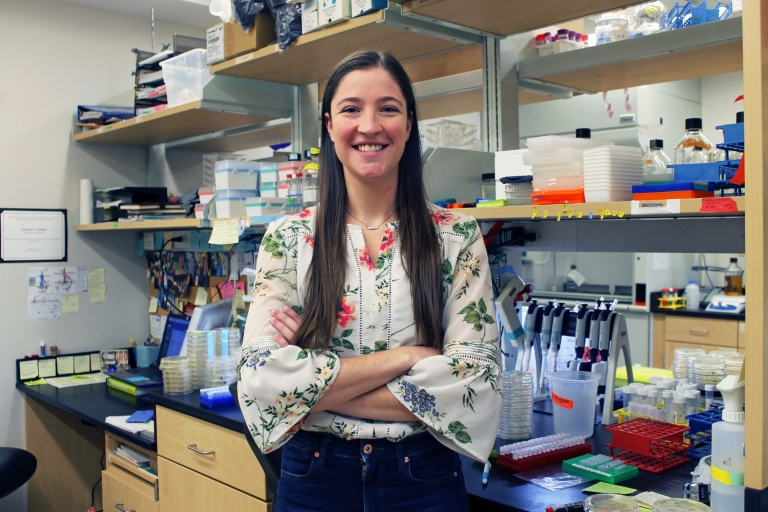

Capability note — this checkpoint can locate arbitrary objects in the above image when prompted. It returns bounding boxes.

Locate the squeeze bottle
[709,368,746,512]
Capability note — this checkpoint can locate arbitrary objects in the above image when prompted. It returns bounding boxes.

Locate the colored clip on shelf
[606,418,690,473]
[562,453,639,484]
[685,408,723,458]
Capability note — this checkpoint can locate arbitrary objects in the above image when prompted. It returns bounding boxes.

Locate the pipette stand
[600,314,634,426]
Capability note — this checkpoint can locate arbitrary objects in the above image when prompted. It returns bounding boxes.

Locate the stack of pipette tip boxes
[583,146,643,202]
[496,434,592,473]
[562,453,639,483]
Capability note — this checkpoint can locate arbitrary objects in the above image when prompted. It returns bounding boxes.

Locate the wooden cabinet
[102,470,159,512]
[653,314,742,368]
[155,406,271,511]
[159,457,270,512]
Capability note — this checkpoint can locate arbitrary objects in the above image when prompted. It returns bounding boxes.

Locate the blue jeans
[273,430,470,512]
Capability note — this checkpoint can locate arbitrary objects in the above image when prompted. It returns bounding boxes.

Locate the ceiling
[57,0,218,28]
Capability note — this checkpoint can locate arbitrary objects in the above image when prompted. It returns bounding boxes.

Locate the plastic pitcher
[549,371,601,438]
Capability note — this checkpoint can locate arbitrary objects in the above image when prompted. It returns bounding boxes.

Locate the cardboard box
[207,13,277,64]
[302,0,319,34]
[352,0,387,17]
[318,0,351,28]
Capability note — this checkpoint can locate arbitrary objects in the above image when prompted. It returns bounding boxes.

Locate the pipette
[546,303,567,379]
[571,303,590,370]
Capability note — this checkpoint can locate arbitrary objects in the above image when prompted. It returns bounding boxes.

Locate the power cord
[88,452,105,512]
[159,236,187,315]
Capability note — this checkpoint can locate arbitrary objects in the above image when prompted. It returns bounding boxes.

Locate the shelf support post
[292,83,320,153]
[483,36,520,152]
[743,0,768,502]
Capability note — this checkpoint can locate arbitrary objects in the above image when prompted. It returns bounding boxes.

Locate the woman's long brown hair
[293,51,444,351]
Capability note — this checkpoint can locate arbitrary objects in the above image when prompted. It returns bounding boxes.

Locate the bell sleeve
[237,219,340,453]
[386,217,502,462]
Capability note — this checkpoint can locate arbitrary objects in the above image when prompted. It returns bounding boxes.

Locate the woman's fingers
[274,332,290,348]
[272,307,301,333]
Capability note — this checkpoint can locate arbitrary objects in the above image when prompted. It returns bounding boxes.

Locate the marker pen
[40,341,46,357]
[546,501,585,512]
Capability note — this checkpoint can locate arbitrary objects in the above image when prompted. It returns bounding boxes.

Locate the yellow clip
[562,204,568,212]
[618,211,625,218]
[568,208,574,219]
[532,207,538,219]
[613,210,618,217]
[577,212,583,219]
[599,210,605,220]
[542,210,549,219]
[557,211,562,221]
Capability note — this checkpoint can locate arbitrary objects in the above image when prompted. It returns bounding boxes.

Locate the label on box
[352,0,384,16]
[207,24,225,64]
[302,6,319,34]
[319,0,350,26]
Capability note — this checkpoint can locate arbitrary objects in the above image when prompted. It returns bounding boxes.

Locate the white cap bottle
[710,373,746,512]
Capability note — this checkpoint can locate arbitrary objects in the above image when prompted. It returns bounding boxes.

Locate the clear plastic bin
[160,49,213,107]
[549,371,601,438]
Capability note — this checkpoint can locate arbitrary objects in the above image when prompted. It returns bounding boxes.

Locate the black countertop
[17,383,697,511]
[650,292,745,321]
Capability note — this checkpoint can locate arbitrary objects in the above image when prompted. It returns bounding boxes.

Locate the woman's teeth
[356,145,384,152]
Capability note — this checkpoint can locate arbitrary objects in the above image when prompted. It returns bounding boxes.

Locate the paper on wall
[28,294,61,319]
[150,314,168,340]
[39,359,57,378]
[51,266,81,295]
[89,268,106,303]
[61,295,79,313]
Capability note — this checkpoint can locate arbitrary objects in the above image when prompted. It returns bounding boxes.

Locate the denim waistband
[291,429,444,461]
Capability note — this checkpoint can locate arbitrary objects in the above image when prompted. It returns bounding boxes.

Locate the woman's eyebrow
[378,96,404,107]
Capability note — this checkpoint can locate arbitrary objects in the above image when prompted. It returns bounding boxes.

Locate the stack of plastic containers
[524,135,613,204]
[159,356,193,395]
[213,160,260,219]
[671,348,705,378]
[583,146,643,202]
[725,353,745,375]
[214,327,242,358]
[498,371,534,439]
[186,331,213,390]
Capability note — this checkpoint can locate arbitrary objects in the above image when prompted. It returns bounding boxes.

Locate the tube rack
[497,434,592,473]
[606,418,689,473]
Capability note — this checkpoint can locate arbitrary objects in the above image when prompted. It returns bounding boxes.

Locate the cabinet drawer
[158,457,270,512]
[102,470,159,512]
[664,316,737,347]
[156,406,268,500]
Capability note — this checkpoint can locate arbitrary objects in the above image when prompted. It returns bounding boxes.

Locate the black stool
[0,448,37,500]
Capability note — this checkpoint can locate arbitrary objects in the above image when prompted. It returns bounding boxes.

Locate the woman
[238,51,501,511]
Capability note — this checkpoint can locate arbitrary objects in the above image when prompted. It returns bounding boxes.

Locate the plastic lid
[730,257,738,263]
[624,385,637,393]
[652,498,713,512]
[295,173,303,177]
[584,494,639,512]
[685,118,703,130]
[310,147,321,155]
[689,280,697,284]
[737,111,744,123]
[536,34,546,42]
[705,384,715,391]
[637,387,647,396]
[647,388,658,397]
[687,390,700,399]
[575,128,592,139]
[286,174,293,179]
[557,28,569,34]
[650,139,664,150]
[663,390,674,398]
[482,173,496,181]
[674,395,687,404]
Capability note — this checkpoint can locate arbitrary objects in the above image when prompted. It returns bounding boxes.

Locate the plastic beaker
[549,371,601,438]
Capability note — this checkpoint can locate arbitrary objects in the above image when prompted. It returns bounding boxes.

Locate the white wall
[0,1,204,509]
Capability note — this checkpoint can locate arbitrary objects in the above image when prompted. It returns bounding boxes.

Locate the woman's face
[326,67,412,186]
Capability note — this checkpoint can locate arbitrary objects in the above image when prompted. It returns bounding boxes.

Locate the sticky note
[24,378,48,386]
[210,219,240,245]
[218,280,235,299]
[90,353,101,372]
[149,297,159,313]
[61,295,79,313]
[19,360,39,380]
[235,289,246,310]
[39,359,56,378]
[74,355,90,374]
[89,268,106,303]
[194,288,208,306]
[154,232,164,250]
[57,356,74,375]
[126,376,150,383]
[582,482,636,495]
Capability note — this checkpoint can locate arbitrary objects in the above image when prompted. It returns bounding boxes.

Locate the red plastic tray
[497,443,592,473]
[608,442,689,473]
[606,419,688,457]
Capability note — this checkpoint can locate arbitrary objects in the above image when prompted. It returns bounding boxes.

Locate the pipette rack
[685,407,723,458]
[606,419,690,473]
[562,453,639,484]
[497,434,592,473]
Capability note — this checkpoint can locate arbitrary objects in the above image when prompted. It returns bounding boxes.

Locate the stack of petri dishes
[205,356,238,388]
[694,356,726,385]
[215,327,242,358]
[498,371,534,439]
[160,356,193,395]
[725,353,745,375]
[186,331,213,390]
[670,348,705,379]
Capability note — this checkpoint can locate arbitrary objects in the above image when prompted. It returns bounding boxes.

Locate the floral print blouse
[237,205,501,462]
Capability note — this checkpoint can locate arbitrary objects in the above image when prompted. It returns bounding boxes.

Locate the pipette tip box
[562,454,639,483]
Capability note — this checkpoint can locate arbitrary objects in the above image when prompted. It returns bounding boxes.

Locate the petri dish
[652,499,712,511]
[584,494,639,512]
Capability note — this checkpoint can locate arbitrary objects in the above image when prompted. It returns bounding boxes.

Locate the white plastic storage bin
[199,187,214,205]
[195,202,216,219]
[260,182,278,198]
[160,49,213,107]
[277,181,289,198]
[214,160,260,190]
[245,197,289,218]
[214,189,257,218]
[259,164,279,184]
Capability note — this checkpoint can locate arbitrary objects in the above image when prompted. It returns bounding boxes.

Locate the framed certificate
[0,209,67,263]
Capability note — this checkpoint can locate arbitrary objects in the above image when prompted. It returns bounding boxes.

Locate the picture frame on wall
[0,208,68,263]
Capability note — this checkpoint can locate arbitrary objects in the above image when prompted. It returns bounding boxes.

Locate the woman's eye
[382,106,399,113]
[341,106,359,114]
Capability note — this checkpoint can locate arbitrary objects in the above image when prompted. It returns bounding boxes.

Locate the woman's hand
[270,306,302,348]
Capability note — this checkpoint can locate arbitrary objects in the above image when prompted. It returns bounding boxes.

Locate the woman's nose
[357,111,382,135]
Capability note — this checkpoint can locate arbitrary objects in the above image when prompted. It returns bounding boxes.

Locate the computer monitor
[179,300,233,356]
[160,314,191,360]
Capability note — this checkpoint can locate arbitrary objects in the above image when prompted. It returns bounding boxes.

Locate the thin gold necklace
[346,208,397,230]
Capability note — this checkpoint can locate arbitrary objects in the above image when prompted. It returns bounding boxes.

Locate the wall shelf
[401,0,636,37]
[210,8,471,85]
[457,196,745,222]
[519,17,742,95]
[75,219,204,231]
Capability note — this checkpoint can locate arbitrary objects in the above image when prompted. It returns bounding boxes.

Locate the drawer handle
[690,329,709,334]
[115,503,135,512]
[187,444,215,456]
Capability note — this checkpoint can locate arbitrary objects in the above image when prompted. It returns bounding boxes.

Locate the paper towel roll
[80,179,94,224]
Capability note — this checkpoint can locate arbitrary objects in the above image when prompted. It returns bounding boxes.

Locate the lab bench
[16,382,697,512]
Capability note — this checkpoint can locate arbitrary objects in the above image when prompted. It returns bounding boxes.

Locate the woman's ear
[325,112,334,142]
